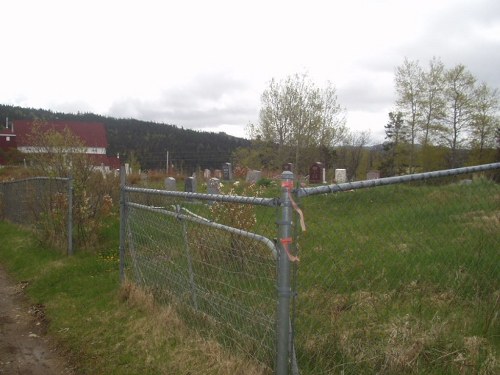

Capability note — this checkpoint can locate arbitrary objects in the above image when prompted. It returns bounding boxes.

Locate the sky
[1,0,499,143]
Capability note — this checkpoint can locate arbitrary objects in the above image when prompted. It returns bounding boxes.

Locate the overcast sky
[1,0,499,143]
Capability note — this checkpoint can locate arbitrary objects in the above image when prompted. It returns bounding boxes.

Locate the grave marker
[335,169,347,183]
[366,170,380,180]
[309,162,323,184]
[184,176,197,193]
[246,170,262,184]
[222,162,233,180]
[207,178,221,195]
[282,163,294,172]
[165,177,177,191]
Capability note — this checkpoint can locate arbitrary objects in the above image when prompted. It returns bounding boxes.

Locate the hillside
[0,104,250,172]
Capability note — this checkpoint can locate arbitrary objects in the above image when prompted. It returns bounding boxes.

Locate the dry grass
[119,281,271,375]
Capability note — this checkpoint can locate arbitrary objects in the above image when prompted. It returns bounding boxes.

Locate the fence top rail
[127,201,278,259]
[0,176,70,185]
[124,186,279,207]
[295,162,500,198]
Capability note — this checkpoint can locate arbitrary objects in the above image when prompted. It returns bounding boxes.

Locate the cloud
[107,72,259,130]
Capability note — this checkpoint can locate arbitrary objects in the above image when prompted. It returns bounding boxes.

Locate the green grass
[0,219,269,374]
[294,179,500,374]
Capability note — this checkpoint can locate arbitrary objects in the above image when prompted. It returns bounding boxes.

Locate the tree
[420,57,446,146]
[381,111,407,176]
[395,58,424,173]
[441,64,477,168]
[26,121,117,247]
[249,73,346,173]
[468,83,499,164]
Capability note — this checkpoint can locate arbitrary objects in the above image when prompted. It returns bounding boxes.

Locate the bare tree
[420,57,446,146]
[469,83,500,163]
[441,64,476,168]
[395,58,424,173]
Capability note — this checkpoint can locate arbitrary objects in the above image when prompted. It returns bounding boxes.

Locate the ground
[0,265,74,375]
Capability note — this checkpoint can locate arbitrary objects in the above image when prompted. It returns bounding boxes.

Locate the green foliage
[250,73,347,174]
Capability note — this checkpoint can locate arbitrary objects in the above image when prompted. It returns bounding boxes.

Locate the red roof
[13,120,108,148]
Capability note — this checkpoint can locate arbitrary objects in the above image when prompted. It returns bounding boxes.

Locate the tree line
[383,58,499,175]
[235,60,499,179]
[0,104,250,172]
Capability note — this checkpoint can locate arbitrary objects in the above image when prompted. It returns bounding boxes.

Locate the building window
[6,136,10,142]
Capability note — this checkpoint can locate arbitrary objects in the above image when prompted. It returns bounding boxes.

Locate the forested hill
[0,104,250,171]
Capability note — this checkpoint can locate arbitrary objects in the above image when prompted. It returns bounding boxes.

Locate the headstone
[203,169,211,180]
[335,169,347,183]
[246,170,262,184]
[366,170,380,180]
[207,178,221,195]
[214,169,222,179]
[309,162,323,184]
[165,177,177,191]
[282,163,293,172]
[184,176,197,193]
[222,162,232,181]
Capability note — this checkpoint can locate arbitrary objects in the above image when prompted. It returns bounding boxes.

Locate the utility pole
[166,151,169,175]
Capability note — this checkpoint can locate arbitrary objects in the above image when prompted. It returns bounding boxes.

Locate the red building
[1,120,120,171]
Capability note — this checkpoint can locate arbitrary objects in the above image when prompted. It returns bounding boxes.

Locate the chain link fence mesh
[0,177,71,252]
[122,186,280,372]
[293,167,500,374]
[121,164,499,374]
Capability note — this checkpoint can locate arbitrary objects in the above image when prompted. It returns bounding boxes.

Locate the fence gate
[119,170,300,373]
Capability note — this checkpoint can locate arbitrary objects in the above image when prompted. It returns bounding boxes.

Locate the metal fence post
[277,170,294,375]
[67,175,74,256]
[119,166,126,282]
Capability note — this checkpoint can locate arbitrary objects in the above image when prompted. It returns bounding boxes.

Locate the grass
[1,175,499,374]
[0,219,269,374]
[294,179,500,374]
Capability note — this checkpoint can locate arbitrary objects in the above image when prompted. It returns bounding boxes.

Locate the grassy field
[0,175,499,374]
[294,178,500,374]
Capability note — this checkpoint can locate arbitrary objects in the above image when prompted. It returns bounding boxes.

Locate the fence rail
[121,163,499,374]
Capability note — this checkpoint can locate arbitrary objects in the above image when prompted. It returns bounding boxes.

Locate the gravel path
[0,265,74,375]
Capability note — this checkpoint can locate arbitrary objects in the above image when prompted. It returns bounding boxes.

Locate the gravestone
[165,177,177,191]
[335,169,347,183]
[214,169,222,179]
[203,169,211,180]
[184,176,197,193]
[282,163,294,172]
[207,178,221,195]
[246,170,262,184]
[309,162,323,184]
[366,170,380,180]
[222,162,232,180]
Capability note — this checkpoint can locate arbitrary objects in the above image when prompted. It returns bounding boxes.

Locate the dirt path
[0,265,74,375]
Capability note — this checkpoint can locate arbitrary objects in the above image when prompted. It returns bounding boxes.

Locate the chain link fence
[0,177,73,254]
[120,163,499,374]
[293,163,500,374]
[120,174,284,373]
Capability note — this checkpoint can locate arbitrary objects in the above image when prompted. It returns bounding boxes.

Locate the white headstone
[165,177,177,191]
[207,178,221,195]
[335,169,347,183]
[246,170,262,184]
